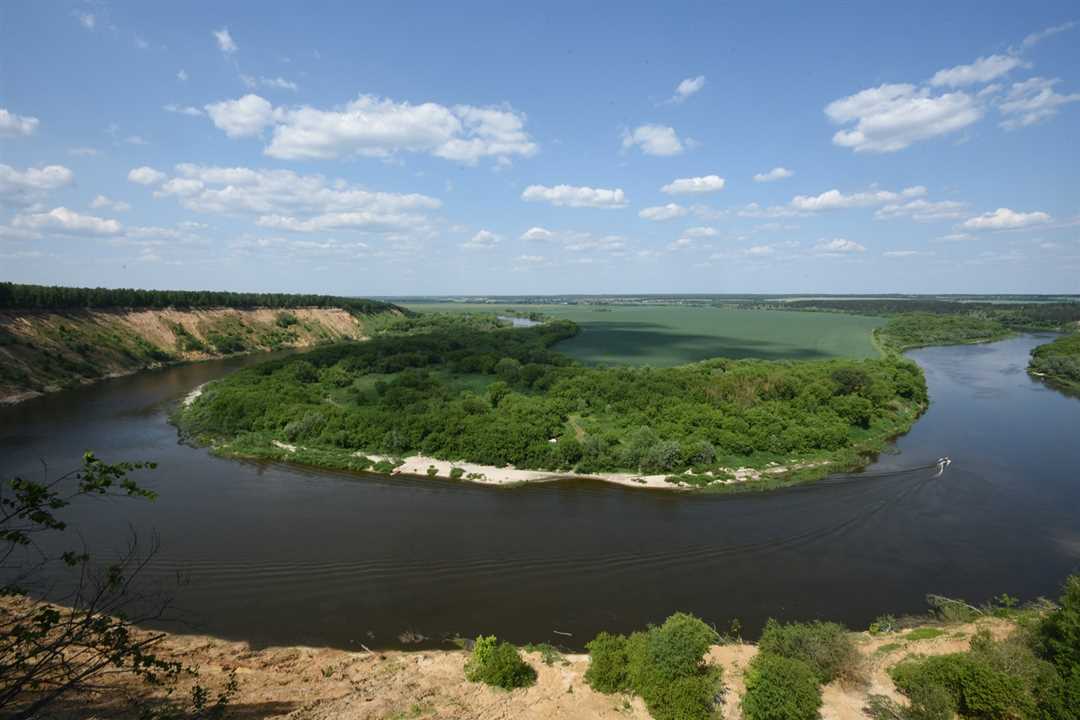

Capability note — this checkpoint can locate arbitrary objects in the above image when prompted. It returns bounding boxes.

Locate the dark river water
[1,335,1078,651]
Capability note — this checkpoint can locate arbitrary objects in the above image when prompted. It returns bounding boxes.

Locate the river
[1,334,1078,650]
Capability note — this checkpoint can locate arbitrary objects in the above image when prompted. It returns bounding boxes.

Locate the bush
[464,635,535,690]
[741,653,822,720]
[889,652,1034,720]
[585,613,722,720]
[1037,574,1080,673]
[449,467,464,480]
[758,619,863,684]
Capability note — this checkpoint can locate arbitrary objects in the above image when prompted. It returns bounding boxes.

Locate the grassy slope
[405,304,884,365]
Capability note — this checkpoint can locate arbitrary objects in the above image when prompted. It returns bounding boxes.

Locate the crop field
[402,303,884,366]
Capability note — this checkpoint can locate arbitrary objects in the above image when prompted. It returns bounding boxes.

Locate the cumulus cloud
[825,83,982,152]
[875,198,967,222]
[203,94,537,165]
[462,229,500,250]
[0,164,74,206]
[753,167,794,183]
[521,184,627,208]
[521,227,554,241]
[621,124,684,156]
[791,186,926,211]
[814,238,866,254]
[127,166,167,185]
[90,195,131,212]
[177,69,189,82]
[661,175,725,194]
[998,77,1080,129]
[214,28,237,54]
[670,75,705,103]
[0,108,39,137]
[13,207,121,236]
[75,12,95,30]
[204,94,278,138]
[146,164,441,235]
[683,226,717,237]
[930,55,1027,88]
[639,203,688,221]
[961,207,1051,230]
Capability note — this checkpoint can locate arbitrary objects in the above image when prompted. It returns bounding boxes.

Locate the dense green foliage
[0,281,401,315]
[757,619,863,684]
[774,298,1080,331]
[405,303,884,365]
[741,653,822,720]
[464,636,536,690]
[584,613,723,720]
[877,313,1013,352]
[1029,333,1080,391]
[883,575,1080,720]
[179,316,927,481]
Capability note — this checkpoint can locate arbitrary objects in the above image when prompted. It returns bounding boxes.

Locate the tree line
[0,282,402,316]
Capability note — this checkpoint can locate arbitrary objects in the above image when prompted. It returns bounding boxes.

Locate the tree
[0,453,236,717]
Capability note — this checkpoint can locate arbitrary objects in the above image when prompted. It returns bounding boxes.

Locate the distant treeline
[0,282,403,315]
[767,299,1080,331]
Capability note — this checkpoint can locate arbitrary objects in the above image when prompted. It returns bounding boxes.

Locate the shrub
[464,635,535,690]
[585,613,722,720]
[449,467,464,480]
[1037,574,1080,673]
[889,652,1034,720]
[426,465,438,477]
[741,653,822,720]
[758,619,863,685]
[584,632,630,693]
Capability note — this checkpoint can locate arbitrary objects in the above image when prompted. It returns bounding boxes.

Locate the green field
[403,304,884,366]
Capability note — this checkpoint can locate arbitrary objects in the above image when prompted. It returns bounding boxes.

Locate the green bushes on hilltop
[741,653,822,720]
[758,619,864,685]
[585,613,723,720]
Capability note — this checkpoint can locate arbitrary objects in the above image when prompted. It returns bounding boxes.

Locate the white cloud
[814,238,866,254]
[177,69,189,82]
[205,94,538,164]
[0,164,74,206]
[939,232,973,241]
[69,147,100,157]
[205,94,278,138]
[214,28,237,55]
[753,167,794,183]
[735,203,803,219]
[961,207,1052,230]
[1021,21,1075,49]
[621,124,684,156]
[884,250,935,257]
[521,227,554,241]
[825,83,982,152]
[521,184,627,208]
[514,254,546,266]
[683,226,717,238]
[0,108,39,138]
[999,77,1080,129]
[668,237,695,250]
[75,12,95,30]
[930,55,1027,88]
[670,75,705,103]
[661,175,725,194]
[462,229,500,250]
[875,198,967,222]
[13,207,121,236]
[90,195,131,212]
[791,186,925,211]
[639,203,688,221]
[259,76,299,91]
[127,166,166,185]
[744,245,774,256]
[125,135,149,145]
[164,104,204,117]
[148,164,440,235]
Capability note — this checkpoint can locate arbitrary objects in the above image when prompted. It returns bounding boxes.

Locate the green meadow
[402,304,884,366]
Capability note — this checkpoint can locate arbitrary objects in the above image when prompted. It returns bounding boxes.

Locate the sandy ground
[273,443,828,491]
[40,615,1014,720]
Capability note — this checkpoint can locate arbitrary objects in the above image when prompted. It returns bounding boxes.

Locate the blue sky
[1,1,1078,295]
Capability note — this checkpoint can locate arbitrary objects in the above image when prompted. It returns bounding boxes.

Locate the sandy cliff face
[0,306,369,404]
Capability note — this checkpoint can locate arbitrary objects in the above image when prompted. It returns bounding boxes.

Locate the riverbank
[24,602,1017,720]
[0,306,377,405]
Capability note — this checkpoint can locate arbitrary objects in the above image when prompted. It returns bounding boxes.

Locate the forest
[0,281,403,316]
[1029,332,1080,391]
[874,313,1014,352]
[178,313,928,483]
[766,297,1080,331]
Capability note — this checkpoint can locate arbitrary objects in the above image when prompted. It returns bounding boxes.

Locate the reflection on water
[1,335,1078,650]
